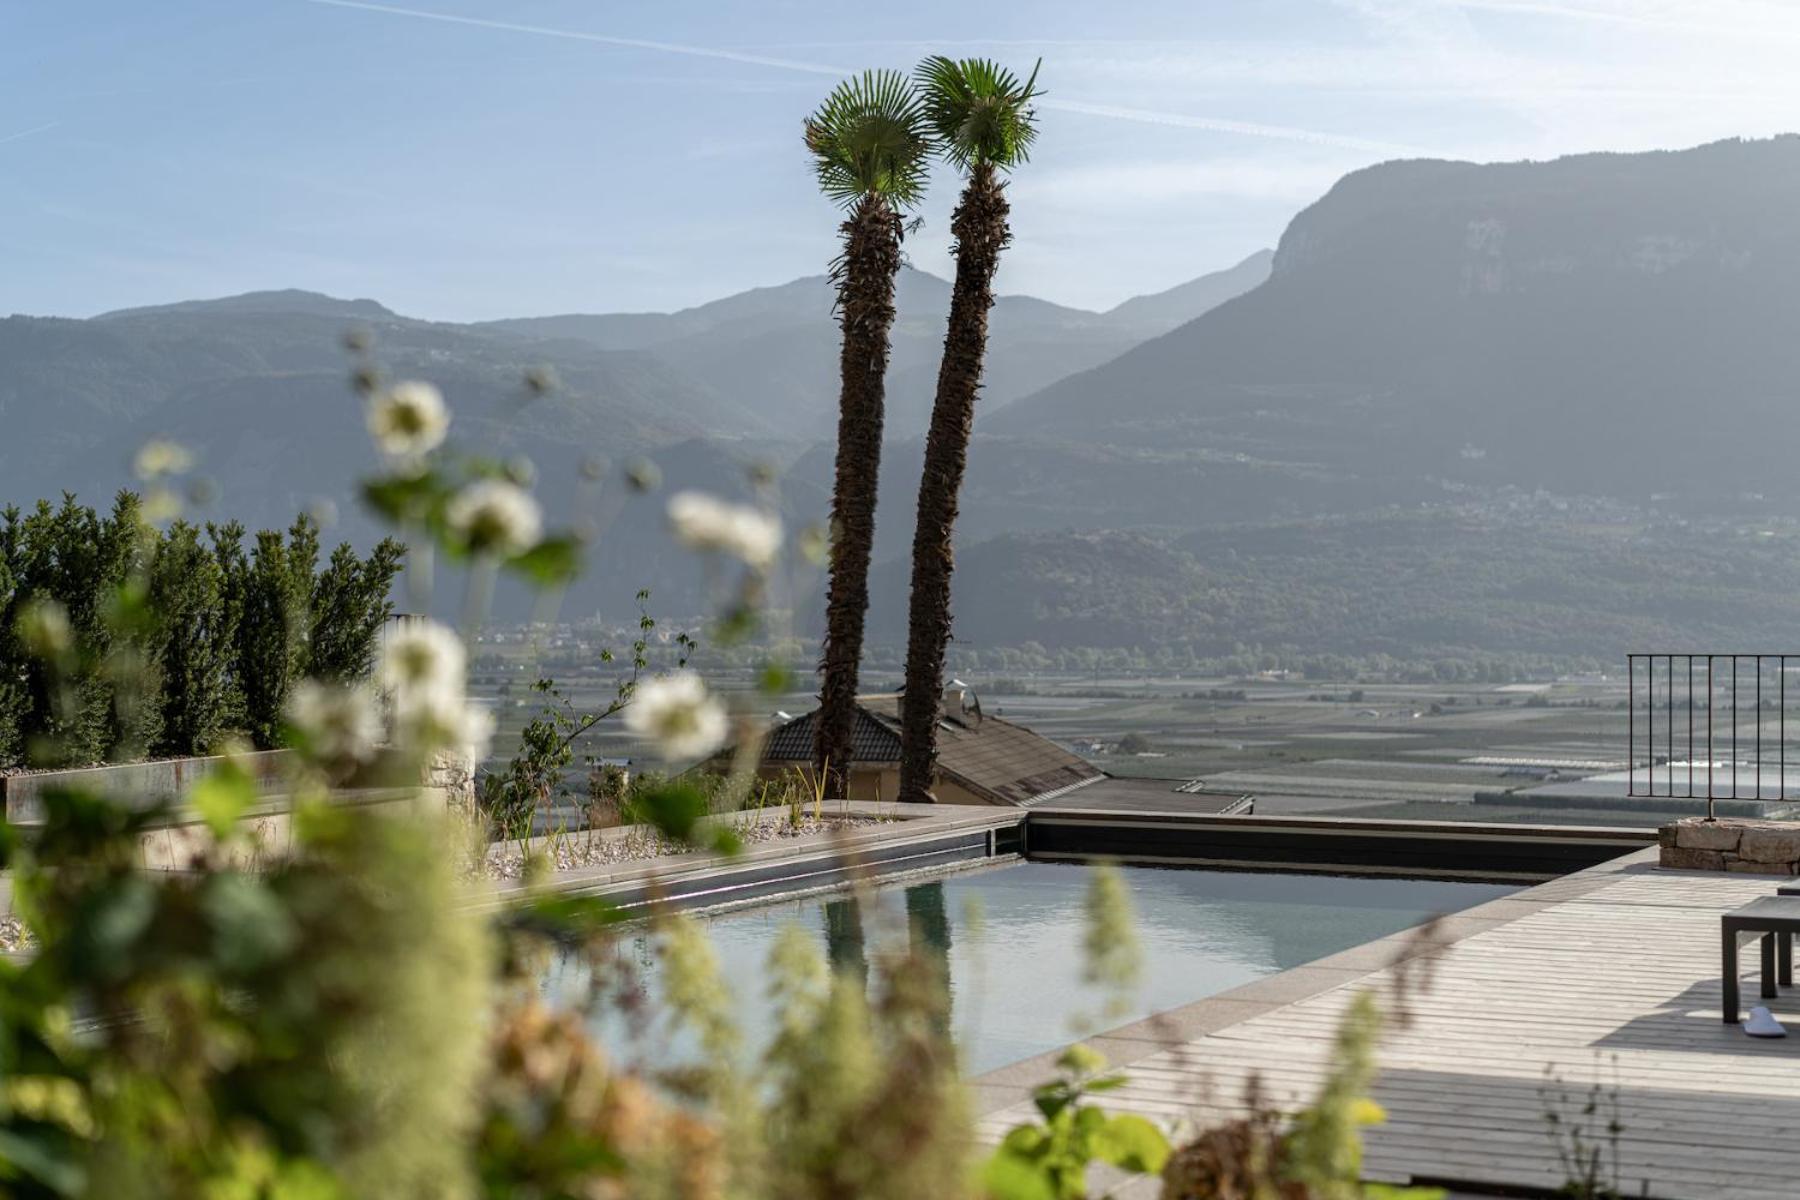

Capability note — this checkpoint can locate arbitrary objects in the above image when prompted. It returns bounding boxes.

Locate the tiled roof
[763,706,902,763]
[761,694,1103,806]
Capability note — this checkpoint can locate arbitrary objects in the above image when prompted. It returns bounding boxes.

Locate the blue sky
[4,0,1798,320]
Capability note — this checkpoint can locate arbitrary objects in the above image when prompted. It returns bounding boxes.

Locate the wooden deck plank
[977,854,1800,1197]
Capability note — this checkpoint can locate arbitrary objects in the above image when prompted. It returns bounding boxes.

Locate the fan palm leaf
[914,56,1041,173]
[804,69,933,209]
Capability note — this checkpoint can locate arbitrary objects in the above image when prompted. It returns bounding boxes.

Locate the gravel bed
[1,916,31,953]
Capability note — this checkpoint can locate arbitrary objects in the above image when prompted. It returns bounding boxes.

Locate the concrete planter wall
[1659,817,1800,874]
[2,748,474,872]
[2,750,294,825]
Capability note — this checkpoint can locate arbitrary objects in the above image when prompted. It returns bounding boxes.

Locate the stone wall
[423,748,477,811]
[1660,817,1800,874]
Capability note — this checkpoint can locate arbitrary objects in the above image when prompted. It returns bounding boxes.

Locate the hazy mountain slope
[1103,249,1274,333]
[484,262,1270,437]
[0,302,769,516]
[96,289,396,321]
[992,137,1800,511]
[861,510,1800,661]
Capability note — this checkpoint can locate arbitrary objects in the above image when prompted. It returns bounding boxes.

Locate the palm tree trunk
[898,164,1009,804]
[815,193,904,796]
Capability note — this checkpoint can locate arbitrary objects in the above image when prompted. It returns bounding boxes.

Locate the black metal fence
[1627,654,1800,802]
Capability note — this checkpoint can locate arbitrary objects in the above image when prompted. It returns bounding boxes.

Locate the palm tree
[898,57,1041,804]
[806,70,933,797]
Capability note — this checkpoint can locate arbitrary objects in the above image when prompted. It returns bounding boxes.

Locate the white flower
[446,479,542,557]
[133,438,194,481]
[378,619,466,711]
[142,486,182,526]
[395,691,496,763]
[286,681,382,765]
[625,671,730,761]
[366,380,449,459]
[667,491,783,568]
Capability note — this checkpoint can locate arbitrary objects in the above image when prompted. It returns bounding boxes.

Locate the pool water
[552,862,1516,1075]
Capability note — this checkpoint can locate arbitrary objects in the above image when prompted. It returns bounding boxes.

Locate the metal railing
[1627,654,1800,805]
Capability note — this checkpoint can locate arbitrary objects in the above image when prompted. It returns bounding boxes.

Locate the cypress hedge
[0,492,404,768]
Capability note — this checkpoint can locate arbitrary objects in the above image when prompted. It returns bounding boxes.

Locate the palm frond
[804,69,934,210]
[914,56,1042,173]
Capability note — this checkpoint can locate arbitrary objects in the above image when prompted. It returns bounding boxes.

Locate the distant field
[469,656,1685,827]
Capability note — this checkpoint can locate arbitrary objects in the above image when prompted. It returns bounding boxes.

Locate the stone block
[1728,859,1798,876]
[1674,819,1744,851]
[1659,824,1678,849]
[1661,846,1725,871]
[1737,826,1800,864]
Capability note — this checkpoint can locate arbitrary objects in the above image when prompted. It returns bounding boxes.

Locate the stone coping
[1659,815,1800,874]
[966,842,1659,1122]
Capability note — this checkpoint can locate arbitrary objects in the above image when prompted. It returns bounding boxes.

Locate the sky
[5,0,1800,321]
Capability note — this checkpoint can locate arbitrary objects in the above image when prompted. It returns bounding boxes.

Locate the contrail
[0,121,59,147]
[1039,99,1425,155]
[305,0,848,75]
[303,0,1419,155]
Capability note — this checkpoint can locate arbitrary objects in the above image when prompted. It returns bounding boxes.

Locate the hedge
[0,491,404,768]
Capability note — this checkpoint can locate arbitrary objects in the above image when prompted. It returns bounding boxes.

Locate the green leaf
[203,873,299,972]
[757,661,792,696]
[78,874,157,970]
[804,69,933,209]
[980,1147,1056,1200]
[0,1126,88,1195]
[508,534,582,586]
[998,1126,1050,1155]
[191,757,257,840]
[362,472,443,523]
[1091,1113,1170,1175]
[632,782,709,844]
[1056,1043,1108,1077]
[268,1159,346,1200]
[1032,1080,1075,1121]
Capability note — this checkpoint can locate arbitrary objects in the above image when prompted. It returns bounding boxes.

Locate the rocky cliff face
[993,136,1800,509]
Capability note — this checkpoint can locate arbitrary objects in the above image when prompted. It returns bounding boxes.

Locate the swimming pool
[554,861,1517,1075]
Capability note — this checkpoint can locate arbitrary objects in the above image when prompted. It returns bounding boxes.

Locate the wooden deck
[975,849,1800,1198]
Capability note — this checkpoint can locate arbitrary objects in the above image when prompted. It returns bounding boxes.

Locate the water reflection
[559,863,1516,1075]
[822,895,868,987]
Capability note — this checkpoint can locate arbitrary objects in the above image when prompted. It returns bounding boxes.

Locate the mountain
[0,304,768,520]
[96,289,397,321]
[991,137,1800,511]
[0,259,1266,620]
[478,261,1270,437]
[845,136,1800,663]
[1102,249,1274,334]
